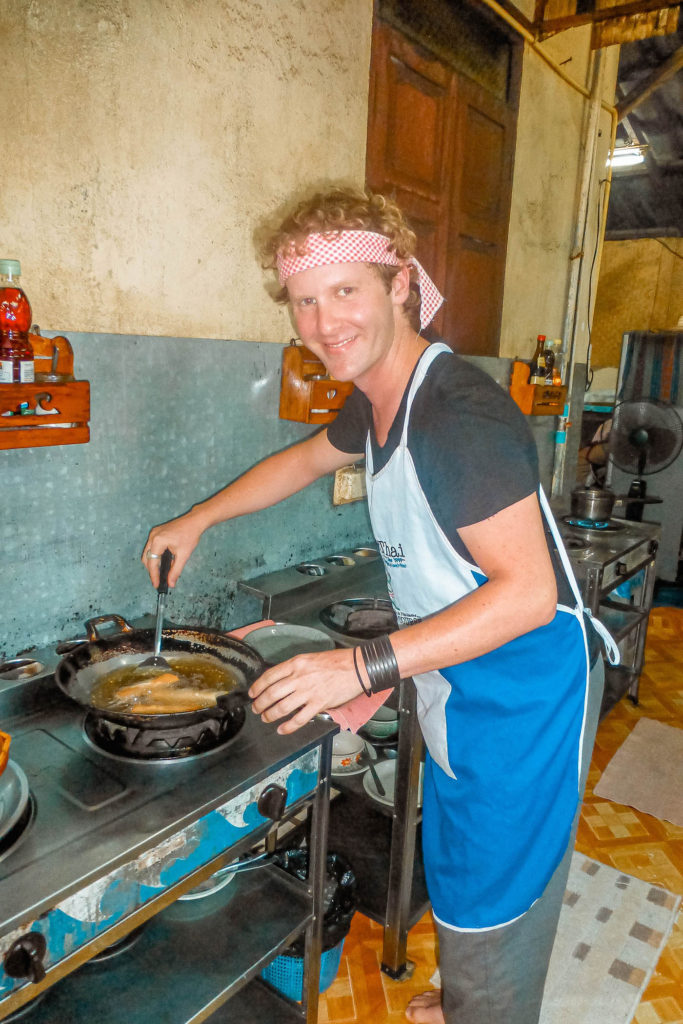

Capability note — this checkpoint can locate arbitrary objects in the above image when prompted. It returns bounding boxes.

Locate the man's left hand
[248,648,363,734]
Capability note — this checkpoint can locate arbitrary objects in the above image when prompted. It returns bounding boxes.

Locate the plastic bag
[275,848,356,953]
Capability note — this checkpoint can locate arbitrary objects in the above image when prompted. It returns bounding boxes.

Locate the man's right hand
[141,513,204,589]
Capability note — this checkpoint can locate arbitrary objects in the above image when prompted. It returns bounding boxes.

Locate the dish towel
[227,620,391,732]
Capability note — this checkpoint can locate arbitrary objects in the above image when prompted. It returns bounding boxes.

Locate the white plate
[245,624,334,665]
[363,759,424,808]
[331,741,376,777]
[178,864,237,901]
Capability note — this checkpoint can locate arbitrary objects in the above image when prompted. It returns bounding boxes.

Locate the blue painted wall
[1,335,581,659]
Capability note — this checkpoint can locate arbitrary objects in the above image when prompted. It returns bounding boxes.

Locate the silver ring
[146,552,161,560]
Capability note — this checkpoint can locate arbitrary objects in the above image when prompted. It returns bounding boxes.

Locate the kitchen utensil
[363,759,424,808]
[331,731,365,773]
[570,486,617,521]
[330,741,376,777]
[244,623,335,665]
[139,548,174,670]
[362,705,399,739]
[55,615,265,731]
[361,749,386,796]
[570,485,658,523]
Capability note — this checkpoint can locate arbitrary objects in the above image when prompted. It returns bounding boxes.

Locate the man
[143,185,606,1024]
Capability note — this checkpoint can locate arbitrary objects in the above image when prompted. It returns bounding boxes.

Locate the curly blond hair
[259,185,421,325]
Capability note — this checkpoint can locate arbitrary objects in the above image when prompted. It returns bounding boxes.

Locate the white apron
[365,343,616,930]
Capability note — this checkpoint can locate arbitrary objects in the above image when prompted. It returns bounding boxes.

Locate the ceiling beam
[617,44,683,119]
[537,0,680,35]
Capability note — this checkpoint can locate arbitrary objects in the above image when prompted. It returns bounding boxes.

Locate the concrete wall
[0,2,622,656]
[499,27,620,367]
[2,2,618,370]
[1,0,372,342]
[1,334,374,659]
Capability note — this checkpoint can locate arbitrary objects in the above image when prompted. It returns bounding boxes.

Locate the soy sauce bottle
[0,259,34,383]
[529,334,547,385]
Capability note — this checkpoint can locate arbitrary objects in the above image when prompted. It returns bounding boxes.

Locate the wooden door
[366,21,518,356]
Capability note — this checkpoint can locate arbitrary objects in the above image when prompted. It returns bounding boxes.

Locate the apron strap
[367,342,452,474]
[399,343,452,446]
[538,486,620,666]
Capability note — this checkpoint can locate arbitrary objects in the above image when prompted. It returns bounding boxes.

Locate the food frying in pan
[90,655,240,715]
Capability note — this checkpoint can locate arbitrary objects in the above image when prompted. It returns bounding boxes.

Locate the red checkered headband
[276,230,444,330]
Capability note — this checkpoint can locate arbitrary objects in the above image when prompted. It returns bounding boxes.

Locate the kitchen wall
[1,335,374,659]
[3,1,618,367]
[590,237,683,368]
[1,1,602,656]
[1,335,575,660]
[2,0,372,341]
[498,26,619,364]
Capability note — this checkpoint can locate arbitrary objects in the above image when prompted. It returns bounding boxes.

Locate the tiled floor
[318,607,683,1023]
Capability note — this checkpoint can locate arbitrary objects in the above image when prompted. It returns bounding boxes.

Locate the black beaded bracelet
[352,644,372,696]
[359,635,402,694]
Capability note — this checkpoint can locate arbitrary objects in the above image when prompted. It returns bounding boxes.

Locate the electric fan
[608,398,683,520]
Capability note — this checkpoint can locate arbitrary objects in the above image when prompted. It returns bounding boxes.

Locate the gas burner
[562,536,590,552]
[319,599,397,639]
[83,707,245,762]
[55,637,89,655]
[562,516,624,533]
[0,658,46,680]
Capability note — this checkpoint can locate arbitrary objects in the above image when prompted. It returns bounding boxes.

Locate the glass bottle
[529,334,546,385]
[543,338,555,384]
[551,340,563,386]
[0,259,34,383]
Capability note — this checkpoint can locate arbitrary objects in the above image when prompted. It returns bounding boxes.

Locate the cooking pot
[55,614,266,731]
[570,486,618,521]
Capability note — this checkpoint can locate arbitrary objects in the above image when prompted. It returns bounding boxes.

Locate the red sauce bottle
[0,259,34,383]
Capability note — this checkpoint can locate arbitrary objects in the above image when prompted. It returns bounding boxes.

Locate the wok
[55,615,266,730]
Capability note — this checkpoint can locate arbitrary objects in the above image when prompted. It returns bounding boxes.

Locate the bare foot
[405,989,445,1023]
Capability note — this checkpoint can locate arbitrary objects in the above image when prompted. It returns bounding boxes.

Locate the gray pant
[436,658,604,1024]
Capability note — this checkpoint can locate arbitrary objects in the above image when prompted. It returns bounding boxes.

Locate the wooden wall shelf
[0,333,90,450]
[279,341,353,425]
[509,360,567,416]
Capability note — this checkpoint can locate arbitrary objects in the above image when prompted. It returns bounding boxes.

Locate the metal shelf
[598,599,649,642]
[208,978,304,1022]
[325,791,429,928]
[14,865,310,1024]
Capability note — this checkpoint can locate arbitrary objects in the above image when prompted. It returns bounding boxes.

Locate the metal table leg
[381,679,424,979]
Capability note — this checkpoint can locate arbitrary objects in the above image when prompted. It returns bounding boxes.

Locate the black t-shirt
[327,346,575,603]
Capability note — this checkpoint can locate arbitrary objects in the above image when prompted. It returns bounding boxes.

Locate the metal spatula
[139,548,174,670]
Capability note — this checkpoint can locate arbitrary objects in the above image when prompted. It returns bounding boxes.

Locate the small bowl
[363,706,399,740]
[331,731,365,772]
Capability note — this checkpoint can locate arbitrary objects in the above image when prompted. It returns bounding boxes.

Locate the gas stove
[238,547,391,646]
[554,512,660,714]
[0,622,335,1022]
[555,515,660,607]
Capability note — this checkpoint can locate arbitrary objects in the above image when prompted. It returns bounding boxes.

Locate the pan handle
[216,688,253,715]
[84,614,136,642]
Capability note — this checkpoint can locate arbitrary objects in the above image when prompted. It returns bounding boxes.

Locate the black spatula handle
[158,549,174,595]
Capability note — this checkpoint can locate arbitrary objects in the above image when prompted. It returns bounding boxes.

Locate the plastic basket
[260,939,344,1002]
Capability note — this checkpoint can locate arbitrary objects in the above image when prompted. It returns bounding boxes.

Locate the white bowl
[363,706,399,739]
[331,731,365,772]
[363,759,424,807]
